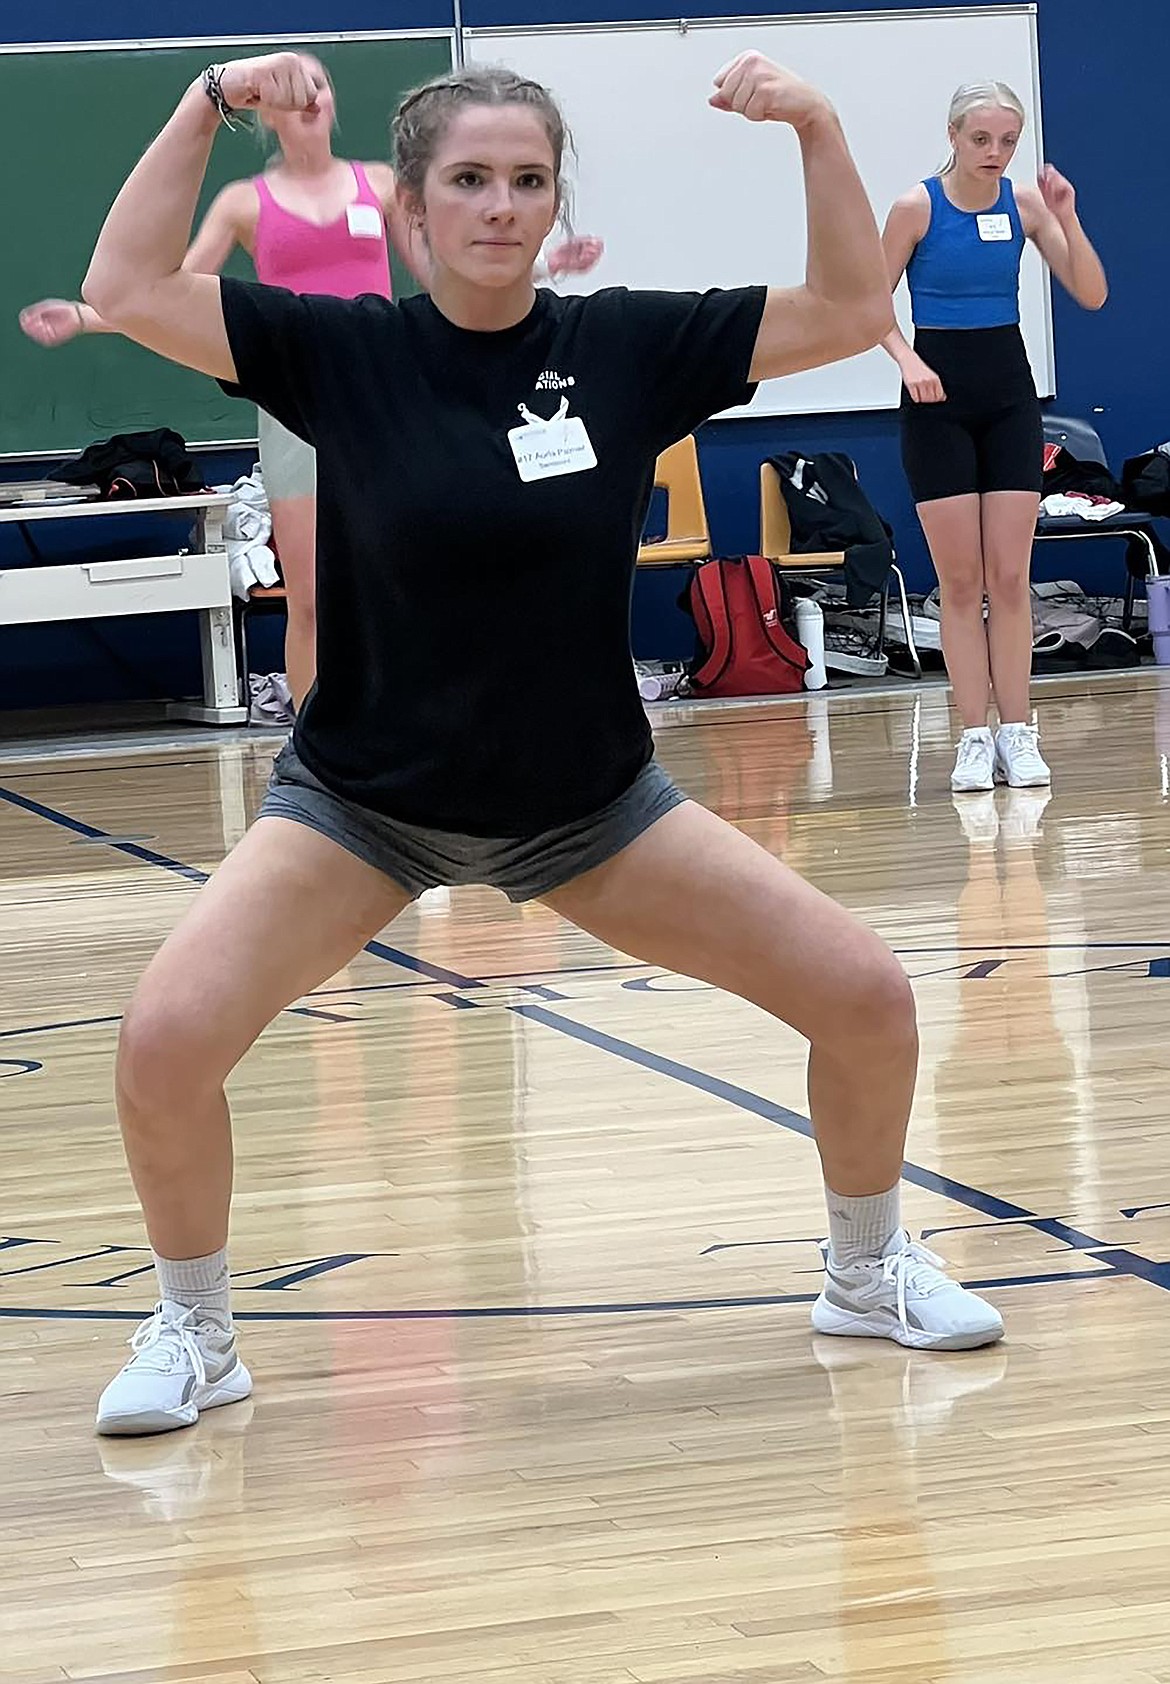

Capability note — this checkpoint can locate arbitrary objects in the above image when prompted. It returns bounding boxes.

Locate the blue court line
[364,938,483,991]
[0,782,474,991]
[0,1015,122,1042]
[506,1003,1170,1287]
[896,942,1170,953]
[0,996,437,1047]
[0,975,638,1050]
[0,759,207,782]
[0,784,206,884]
[473,961,649,983]
[305,962,644,1001]
[285,1005,364,1023]
[0,1268,1116,1324]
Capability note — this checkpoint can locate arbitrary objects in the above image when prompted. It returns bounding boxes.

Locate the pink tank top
[252,162,393,300]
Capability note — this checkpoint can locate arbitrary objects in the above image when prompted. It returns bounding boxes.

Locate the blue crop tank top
[906,174,1025,330]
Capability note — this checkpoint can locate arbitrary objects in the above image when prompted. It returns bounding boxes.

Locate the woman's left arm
[1018,167,1108,310]
[708,55,893,381]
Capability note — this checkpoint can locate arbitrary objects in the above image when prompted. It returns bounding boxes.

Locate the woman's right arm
[82,54,325,380]
[879,188,946,403]
[21,182,251,349]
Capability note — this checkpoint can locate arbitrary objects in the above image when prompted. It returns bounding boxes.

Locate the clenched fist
[20,299,84,348]
[1038,164,1077,223]
[217,53,330,116]
[903,355,947,405]
[546,236,605,279]
[709,52,832,131]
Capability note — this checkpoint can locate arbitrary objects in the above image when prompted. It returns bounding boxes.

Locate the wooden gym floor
[3,671,1170,1683]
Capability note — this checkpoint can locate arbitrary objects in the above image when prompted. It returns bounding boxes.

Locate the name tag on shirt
[977,213,1013,243]
[346,203,384,240]
[508,399,597,484]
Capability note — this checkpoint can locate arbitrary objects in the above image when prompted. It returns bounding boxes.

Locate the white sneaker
[95,1300,252,1437]
[811,1230,1005,1351]
[995,723,1051,788]
[951,727,995,793]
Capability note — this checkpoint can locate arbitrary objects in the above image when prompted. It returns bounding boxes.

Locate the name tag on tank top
[977,213,1013,243]
[508,399,597,484]
[346,203,384,240]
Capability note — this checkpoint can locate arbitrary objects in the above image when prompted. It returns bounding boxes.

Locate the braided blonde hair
[392,65,573,228]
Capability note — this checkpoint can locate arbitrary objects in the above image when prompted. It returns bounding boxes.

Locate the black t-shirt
[220,276,766,835]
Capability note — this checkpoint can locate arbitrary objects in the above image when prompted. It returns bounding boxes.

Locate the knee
[939,568,985,617]
[823,946,918,1062]
[116,990,215,1117]
[984,555,1030,608]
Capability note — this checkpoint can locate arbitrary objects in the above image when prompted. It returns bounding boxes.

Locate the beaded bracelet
[202,64,242,131]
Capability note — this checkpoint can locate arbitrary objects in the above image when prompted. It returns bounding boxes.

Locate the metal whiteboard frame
[0,29,456,54]
[464,5,1038,39]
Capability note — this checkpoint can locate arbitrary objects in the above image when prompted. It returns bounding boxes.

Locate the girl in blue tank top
[880,82,1108,798]
[906,172,1026,331]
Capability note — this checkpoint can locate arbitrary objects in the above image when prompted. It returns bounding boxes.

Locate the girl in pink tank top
[21,54,603,711]
[252,162,393,301]
[22,66,413,711]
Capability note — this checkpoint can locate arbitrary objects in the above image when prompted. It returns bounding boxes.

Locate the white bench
[0,492,245,725]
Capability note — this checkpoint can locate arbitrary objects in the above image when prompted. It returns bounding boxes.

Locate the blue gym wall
[1,0,1166,702]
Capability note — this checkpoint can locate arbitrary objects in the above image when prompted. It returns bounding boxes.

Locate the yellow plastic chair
[637,435,712,568]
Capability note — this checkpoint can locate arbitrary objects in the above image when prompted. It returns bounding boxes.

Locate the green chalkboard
[0,33,453,456]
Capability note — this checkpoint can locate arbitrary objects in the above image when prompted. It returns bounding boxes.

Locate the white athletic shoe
[95,1300,252,1437]
[951,727,996,793]
[995,723,1051,789]
[811,1230,1005,1351]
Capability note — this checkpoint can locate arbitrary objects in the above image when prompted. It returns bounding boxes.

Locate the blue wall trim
[2,3,454,42]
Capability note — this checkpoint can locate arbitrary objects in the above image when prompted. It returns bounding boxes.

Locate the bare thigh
[542,800,909,1045]
[917,494,985,595]
[980,490,1041,592]
[121,817,415,1082]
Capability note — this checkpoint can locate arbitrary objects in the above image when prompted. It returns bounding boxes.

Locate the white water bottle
[634,662,664,702]
[794,597,828,690]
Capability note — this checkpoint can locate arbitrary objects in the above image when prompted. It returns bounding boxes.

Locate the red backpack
[684,555,810,698]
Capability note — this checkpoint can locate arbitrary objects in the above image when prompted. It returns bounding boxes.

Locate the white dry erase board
[465,7,1053,418]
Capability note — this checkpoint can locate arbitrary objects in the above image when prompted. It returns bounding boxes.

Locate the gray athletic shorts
[257,408,317,502]
[260,740,687,902]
